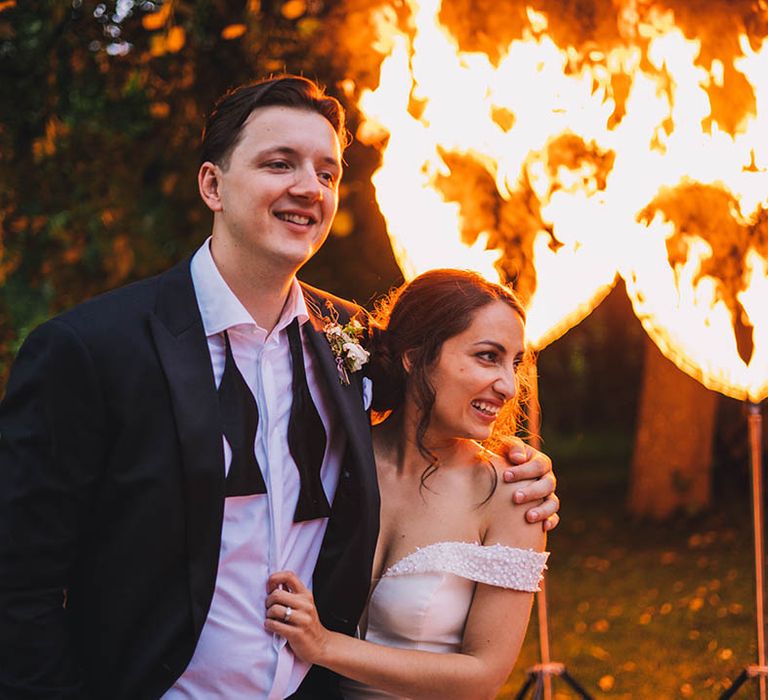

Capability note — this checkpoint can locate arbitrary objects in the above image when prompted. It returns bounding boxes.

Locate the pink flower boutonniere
[322,301,370,386]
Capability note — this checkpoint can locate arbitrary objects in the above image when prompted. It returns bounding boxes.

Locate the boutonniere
[322,301,370,386]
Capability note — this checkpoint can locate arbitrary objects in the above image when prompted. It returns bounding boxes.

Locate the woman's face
[422,300,525,444]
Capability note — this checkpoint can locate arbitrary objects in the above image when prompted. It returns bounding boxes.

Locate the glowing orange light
[355,0,768,401]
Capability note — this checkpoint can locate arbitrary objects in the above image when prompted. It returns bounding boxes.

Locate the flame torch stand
[515,368,594,700]
[719,401,768,700]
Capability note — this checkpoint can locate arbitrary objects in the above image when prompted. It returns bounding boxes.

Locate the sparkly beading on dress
[384,541,548,592]
[340,542,549,700]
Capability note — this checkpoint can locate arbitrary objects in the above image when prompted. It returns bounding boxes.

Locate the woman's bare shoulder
[481,449,546,552]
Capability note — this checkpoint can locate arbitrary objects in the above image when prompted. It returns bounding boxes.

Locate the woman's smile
[424,300,525,443]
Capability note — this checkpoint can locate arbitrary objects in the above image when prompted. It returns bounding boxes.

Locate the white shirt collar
[190,237,310,338]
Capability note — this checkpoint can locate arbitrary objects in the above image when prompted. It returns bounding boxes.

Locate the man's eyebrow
[255,146,341,169]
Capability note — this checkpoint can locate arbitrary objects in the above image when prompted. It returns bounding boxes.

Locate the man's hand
[500,436,559,531]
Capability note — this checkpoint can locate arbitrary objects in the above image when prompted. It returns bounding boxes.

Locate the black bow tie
[218,331,267,498]
[217,321,331,522]
[286,318,331,522]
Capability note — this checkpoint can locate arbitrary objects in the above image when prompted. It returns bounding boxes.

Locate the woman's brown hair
[368,269,531,498]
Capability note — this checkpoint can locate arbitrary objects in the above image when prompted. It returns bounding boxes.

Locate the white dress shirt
[163,239,345,699]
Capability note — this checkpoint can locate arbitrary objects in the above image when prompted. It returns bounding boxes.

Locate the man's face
[207,105,342,272]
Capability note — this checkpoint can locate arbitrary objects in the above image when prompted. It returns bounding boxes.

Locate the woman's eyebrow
[473,340,506,353]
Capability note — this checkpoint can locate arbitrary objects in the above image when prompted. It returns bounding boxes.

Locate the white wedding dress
[340,541,549,700]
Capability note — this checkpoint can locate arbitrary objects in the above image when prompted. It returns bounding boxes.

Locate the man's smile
[275,211,317,226]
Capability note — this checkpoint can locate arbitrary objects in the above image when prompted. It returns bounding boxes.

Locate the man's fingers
[544,512,560,532]
[531,494,560,522]
[525,493,560,523]
[503,452,552,483]
[498,438,559,530]
[500,435,527,465]
[510,471,556,504]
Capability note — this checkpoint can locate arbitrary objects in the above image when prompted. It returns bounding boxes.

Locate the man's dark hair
[200,74,349,167]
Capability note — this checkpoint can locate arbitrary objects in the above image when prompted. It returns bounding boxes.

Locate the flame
[354,0,768,402]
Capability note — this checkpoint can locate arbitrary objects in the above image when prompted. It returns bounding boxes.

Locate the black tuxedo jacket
[0,259,379,699]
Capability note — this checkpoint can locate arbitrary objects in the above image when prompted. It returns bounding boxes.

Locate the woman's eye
[477,351,498,363]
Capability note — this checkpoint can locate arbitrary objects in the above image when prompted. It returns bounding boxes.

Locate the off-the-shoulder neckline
[382,540,545,579]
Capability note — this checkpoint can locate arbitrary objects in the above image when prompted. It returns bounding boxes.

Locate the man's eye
[266,161,290,170]
[318,171,337,186]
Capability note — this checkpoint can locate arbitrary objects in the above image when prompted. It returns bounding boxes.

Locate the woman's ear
[401,351,413,374]
[198,161,224,212]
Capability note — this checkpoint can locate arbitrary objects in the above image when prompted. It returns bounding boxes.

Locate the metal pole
[526,366,552,700]
[748,402,766,700]
[718,401,768,699]
[516,363,592,700]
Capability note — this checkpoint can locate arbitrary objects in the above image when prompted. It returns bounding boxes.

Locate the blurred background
[1,1,766,696]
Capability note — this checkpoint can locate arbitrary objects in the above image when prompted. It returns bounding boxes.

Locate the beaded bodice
[340,542,549,700]
[384,541,548,591]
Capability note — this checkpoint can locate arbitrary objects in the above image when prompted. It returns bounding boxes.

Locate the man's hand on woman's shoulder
[498,436,560,531]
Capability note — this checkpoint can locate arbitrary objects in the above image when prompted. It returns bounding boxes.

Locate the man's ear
[198,162,224,212]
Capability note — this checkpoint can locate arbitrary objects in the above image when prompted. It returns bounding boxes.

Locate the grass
[497,431,757,699]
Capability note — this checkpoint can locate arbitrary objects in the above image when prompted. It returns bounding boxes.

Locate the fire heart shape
[351,0,768,402]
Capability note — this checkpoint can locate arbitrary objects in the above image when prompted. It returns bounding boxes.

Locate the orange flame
[355,0,768,402]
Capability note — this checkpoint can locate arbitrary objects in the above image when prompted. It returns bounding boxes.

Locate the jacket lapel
[301,287,376,492]
[300,287,379,632]
[148,258,225,637]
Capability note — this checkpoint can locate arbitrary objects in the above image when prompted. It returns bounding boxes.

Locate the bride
[265,269,549,700]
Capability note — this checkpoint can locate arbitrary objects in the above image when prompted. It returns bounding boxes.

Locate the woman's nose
[494,368,517,401]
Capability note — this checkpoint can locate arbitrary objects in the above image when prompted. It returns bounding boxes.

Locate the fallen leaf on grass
[598,675,615,691]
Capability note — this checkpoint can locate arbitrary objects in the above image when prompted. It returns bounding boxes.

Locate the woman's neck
[373,403,468,476]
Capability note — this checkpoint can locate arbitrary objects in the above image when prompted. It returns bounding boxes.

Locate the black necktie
[286,318,331,522]
[218,331,267,497]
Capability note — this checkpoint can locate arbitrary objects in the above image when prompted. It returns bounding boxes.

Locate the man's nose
[289,164,323,201]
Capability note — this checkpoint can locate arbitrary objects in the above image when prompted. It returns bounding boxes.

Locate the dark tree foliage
[537,279,646,438]
[0,0,401,386]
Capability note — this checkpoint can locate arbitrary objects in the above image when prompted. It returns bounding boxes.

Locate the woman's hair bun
[366,323,406,412]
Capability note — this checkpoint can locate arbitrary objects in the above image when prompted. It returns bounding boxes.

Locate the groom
[0,75,558,699]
